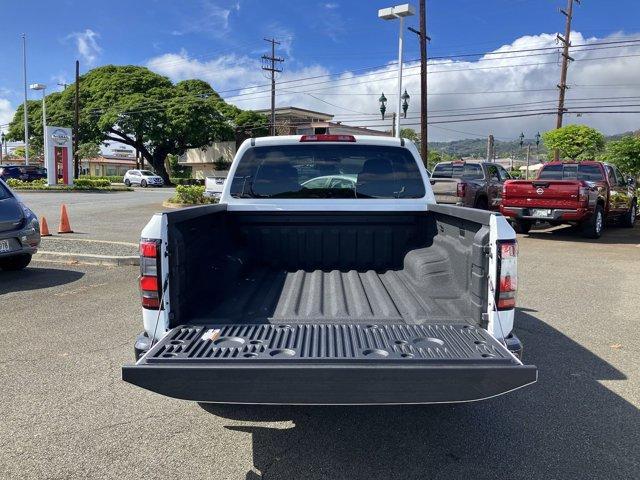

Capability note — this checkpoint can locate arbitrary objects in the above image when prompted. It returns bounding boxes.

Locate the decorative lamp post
[0,132,4,164]
[401,89,410,118]
[379,92,388,120]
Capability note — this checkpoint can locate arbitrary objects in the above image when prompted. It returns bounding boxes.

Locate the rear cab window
[229,144,426,199]
[432,162,484,180]
[538,164,604,181]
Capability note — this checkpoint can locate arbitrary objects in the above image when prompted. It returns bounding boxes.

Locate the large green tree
[542,124,605,161]
[604,134,640,177]
[7,66,267,182]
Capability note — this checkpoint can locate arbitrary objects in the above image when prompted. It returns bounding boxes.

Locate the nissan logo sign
[536,187,544,195]
[51,129,70,145]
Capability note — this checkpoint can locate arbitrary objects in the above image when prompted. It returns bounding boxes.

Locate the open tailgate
[123,324,537,404]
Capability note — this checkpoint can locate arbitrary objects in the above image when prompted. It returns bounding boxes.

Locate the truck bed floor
[193,267,472,325]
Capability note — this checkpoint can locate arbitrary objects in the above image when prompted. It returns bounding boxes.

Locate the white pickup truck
[123,134,536,404]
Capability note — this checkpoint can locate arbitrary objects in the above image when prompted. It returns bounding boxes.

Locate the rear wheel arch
[474,194,489,209]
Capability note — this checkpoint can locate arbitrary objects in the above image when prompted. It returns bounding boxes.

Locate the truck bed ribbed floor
[195,267,471,325]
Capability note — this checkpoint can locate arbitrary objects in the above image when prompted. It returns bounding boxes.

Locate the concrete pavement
[0,224,638,479]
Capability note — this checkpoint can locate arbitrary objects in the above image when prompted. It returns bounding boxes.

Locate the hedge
[6,178,129,191]
[170,185,213,205]
[79,175,123,183]
[170,178,204,186]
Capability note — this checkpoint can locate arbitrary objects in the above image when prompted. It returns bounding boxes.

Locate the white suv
[123,170,164,187]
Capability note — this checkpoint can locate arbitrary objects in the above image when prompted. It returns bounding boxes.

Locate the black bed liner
[123,324,537,404]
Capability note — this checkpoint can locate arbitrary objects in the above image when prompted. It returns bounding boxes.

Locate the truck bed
[194,266,472,325]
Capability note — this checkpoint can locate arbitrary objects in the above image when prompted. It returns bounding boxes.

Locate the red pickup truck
[501,161,637,238]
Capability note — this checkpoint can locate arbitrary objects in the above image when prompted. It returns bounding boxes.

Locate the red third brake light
[300,134,356,142]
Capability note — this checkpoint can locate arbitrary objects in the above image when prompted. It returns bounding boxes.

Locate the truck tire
[582,205,604,239]
[513,219,532,234]
[0,254,32,271]
[474,197,488,210]
[620,201,637,228]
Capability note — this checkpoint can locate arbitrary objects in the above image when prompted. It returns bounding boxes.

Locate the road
[17,187,175,243]
[1,223,638,479]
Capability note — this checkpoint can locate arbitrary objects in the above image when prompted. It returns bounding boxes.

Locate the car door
[611,165,632,214]
[604,165,624,214]
[485,164,502,209]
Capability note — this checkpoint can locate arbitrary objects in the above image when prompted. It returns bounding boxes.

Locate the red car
[501,161,637,238]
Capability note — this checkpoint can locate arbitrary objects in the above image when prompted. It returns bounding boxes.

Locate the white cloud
[67,29,102,66]
[0,98,14,132]
[148,32,640,140]
[323,2,339,9]
[171,0,241,37]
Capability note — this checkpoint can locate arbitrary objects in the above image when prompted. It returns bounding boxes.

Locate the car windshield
[229,144,426,199]
[538,164,604,181]
[432,162,484,180]
[140,170,155,176]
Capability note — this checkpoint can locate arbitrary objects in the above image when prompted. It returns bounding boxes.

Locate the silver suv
[123,170,164,187]
[0,179,40,270]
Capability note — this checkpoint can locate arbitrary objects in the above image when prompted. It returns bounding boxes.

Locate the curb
[162,200,194,209]
[35,250,139,266]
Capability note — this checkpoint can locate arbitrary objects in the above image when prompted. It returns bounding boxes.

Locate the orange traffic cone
[58,204,74,234]
[40,216,51,236]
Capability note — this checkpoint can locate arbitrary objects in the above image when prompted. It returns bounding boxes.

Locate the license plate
[0,239,11,253]
[531,209,552,217]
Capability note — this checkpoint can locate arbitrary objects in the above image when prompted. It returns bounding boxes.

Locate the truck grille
[145,324,512,363]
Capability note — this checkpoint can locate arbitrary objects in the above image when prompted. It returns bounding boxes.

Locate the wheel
[620,201,637,228]
[0,254,32,271]
[474,196,488,210]
[124,179,131,187]
[582,205,604,239]
[141,179,147,188]
[513,219,532,234]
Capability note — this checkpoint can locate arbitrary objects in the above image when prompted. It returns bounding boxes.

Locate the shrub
[74,178,111,188]
[79,175,123,183]
[6,178,46,188]
[172,185,212,204]
[170,177,204,186]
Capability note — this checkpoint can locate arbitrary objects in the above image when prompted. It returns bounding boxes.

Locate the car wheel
[124,179,131,187]
[0,254,32,271]
[582,205,604,239]
[141,180,147,188]
[513,219,532,234]
[474,196,488,210]
[620,201,636,228]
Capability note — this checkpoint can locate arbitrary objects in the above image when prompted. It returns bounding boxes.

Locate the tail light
[139,239,161,309]
[457,182,467,198]
[496,240,517,310]
[578,186,589,205]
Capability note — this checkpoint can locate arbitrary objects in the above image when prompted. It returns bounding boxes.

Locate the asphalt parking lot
[16,187,176,243]
[1,216,639,479]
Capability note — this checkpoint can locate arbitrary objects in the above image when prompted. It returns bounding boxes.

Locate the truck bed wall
[166,206,490,328]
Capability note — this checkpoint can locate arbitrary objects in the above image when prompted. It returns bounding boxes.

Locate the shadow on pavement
[524,222,639,245]
[201,309,639,480]
[0,266,84,295]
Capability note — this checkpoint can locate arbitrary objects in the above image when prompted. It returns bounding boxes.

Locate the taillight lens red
[457,182,467,198]
[139,239,161,310]
[300,134,356,142]
[578,186,589,205]
[497,240,517,310]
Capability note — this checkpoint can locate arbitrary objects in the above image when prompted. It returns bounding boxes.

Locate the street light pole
[22,34,30,166]
[379,4,415,139]
[29,83,47,164]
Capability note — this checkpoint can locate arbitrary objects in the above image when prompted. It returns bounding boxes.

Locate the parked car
[204,175,227,198]
[501,161,637,238]
[123,170,164,187]
[430,160,511,210]
[0,165,47,182]
[122,134,536,405]
[0,178,40,270]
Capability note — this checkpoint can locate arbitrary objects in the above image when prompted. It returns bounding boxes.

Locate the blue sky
[1,0,639,140]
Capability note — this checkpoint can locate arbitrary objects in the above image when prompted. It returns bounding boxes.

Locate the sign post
[45,127,73,187]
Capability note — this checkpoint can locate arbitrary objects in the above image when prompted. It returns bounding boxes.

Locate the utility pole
[555,0,579,159]
[486,134,494,162]
[392,112,397,137]
[525,144,531,180]
[73,60,80,178]
[261,38,284,136]
[21,34,30,166]
[408,0,428,161]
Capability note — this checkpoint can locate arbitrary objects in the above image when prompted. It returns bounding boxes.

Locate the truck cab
[122,134,537,404]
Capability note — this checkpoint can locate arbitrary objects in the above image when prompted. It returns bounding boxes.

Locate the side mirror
[628,177,636,188]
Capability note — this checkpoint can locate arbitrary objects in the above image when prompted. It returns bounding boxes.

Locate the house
[180,107,388,178]
[80,155,137,177]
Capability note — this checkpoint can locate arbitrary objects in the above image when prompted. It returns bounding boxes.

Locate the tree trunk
[148,147,171,184]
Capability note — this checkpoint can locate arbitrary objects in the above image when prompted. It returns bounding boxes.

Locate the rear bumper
[500,206,590,222]
[123,324,537,405]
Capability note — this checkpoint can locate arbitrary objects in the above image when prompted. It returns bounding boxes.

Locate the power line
[261,38,284,135]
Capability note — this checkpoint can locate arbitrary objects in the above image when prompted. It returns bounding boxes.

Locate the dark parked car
[430,161,511,210]
[0,165,47,182]
[0,179,40,270]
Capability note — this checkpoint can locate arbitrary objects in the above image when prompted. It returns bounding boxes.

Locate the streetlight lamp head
[401,89,410,118]
[29,83,46,91]
[379,92,388,120]
[379,92,388,103]
[378,4,415,19]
